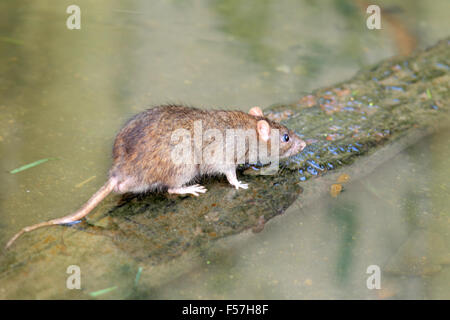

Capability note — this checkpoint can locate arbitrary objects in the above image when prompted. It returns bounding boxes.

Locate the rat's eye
[282,133,289,142]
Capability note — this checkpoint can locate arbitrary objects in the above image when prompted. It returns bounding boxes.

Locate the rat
[5,105,306,248]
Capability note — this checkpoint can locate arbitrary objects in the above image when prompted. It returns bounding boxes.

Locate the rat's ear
[257,120,271,142]
[249,106,264,117]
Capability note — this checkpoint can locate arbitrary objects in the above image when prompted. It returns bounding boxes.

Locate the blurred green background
[0,0,449,299]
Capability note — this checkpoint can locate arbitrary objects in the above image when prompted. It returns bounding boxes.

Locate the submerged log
[0,38,448,298]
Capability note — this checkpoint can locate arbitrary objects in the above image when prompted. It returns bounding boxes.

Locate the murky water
[0,0,449,299]
[152,129,450,299]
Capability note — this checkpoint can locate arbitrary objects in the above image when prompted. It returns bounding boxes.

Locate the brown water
[0,0,449,299]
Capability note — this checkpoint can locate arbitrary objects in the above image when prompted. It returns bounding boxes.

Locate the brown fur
[110,104,303,193]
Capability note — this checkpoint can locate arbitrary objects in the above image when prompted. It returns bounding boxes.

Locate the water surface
[0,0,449,299]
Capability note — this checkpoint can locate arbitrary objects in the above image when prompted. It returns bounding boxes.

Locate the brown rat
[5,105,306,248]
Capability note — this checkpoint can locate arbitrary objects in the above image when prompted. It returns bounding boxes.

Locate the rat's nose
[299,139,306,151]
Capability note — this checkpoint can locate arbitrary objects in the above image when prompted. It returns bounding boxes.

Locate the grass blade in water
[89,286,118,297]
[9,158,58,174]
[134,267,143,287]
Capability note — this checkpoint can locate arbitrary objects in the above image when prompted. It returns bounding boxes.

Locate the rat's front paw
[231,181,248,190]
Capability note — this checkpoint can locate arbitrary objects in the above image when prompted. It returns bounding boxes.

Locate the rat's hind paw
[168,184,207,197]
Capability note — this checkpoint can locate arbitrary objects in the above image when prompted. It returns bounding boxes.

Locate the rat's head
[249,107,306,160]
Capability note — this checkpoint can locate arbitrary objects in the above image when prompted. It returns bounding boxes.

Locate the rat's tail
[5,178,116,249]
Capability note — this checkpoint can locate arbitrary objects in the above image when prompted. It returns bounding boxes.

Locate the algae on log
[0,38,448,298]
